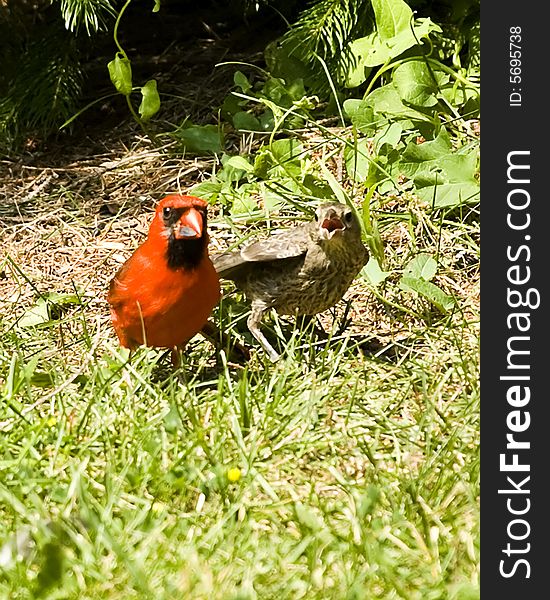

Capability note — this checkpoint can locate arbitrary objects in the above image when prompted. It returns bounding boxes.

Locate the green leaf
[364,84,430,122]
[262,183,288,212]
[345,139,371,183]
[269,138,303,164]
[218,154,254,184]
[343,99,377,135]
[233,71,251,93]
[416,182,480,208]
[343,51,372,88]
[362,257,390,286]
[138,79,160,121]
[287,78,307,102]
[30,372,55,388]
[302,175,334,200]
[230,187,259,216]
[400,128,452,179]
[259,110,275,131]
[347,33,389,69]
[374,121,402,151]
[18,298,50,328]
[261,77,294,108]
[399,276,455,312]
[372,0,413,40]
[438,150,479,183]
[264,138,304,179]
[253,151,271,179]
[411,148,479,191]
[393,61,448,107]
[188,181,223,201]
[45,292,82,306]
[17,292,81,328]
[232,111,261,131]
[108,53,132,96]
[440,82,479,110]
[403,254,437,281]
[152,0,161,12]
[221,92,245,118]
[349,18,440,68]
[367,157,390,188]
[224,156,254,173]
[403,131,480,208]
[176,124,223,154]
[264,40,310,82]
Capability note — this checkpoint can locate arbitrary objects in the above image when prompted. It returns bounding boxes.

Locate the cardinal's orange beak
[174,207,203,240]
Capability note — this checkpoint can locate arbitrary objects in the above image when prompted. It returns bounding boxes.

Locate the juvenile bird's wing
[214,225,310,279]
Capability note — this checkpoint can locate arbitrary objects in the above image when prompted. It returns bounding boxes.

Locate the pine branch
[0,24,84,151]
[55,0,116,35]
[279,0,374,94]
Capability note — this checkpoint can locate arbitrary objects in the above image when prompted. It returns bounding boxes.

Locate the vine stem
[363,56,479,100]
[112,0,158,143]
[113,0,133,56]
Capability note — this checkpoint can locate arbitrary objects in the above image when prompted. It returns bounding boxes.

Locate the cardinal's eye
[344,211,353,223]
[163,207,173,219]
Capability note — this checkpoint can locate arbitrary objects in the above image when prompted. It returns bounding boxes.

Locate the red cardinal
[107,195,221,353]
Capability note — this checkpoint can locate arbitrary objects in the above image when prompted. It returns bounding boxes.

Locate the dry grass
[0,123,479,367]
[0,137,479,599]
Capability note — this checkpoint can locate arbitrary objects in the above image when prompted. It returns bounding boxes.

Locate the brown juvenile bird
[213,202,369,361]
[108,195,220,359]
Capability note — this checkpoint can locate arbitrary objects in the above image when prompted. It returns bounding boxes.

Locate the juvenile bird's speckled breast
[236,239,367,316]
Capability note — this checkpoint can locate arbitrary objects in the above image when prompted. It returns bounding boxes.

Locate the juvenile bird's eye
[163,207,172,219]
[344,211,353,223]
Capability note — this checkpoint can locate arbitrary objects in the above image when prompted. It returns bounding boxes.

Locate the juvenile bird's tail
[212,252,246,279]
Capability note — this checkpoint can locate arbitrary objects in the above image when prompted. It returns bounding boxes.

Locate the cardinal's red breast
[107,195,221,349]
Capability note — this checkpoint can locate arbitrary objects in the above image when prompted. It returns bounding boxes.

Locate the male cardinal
[213,202,369,361]
[108,195,220,356]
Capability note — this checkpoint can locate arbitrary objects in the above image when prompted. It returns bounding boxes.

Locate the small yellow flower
[46,416,57,427]
[227,467,242,483]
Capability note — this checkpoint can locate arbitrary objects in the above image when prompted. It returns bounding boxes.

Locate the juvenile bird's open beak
[174,207,203,240]
[319,211,344,240]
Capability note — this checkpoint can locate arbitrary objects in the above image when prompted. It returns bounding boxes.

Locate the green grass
[0,0,480,593]
[0,246,479,599]
[0,105,479,598]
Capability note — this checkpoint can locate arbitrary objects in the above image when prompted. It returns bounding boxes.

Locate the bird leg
[248,301,281,362]
[296,314,328,340]
[170,347,182,368]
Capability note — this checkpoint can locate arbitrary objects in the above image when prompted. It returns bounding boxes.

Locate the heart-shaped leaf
[348,16,440,68]
[176,124,224,154]
[364,84,431,122]
[403,254,437,281]
[399,276,455,312]
[108,53,132,96]
[138,79,160,121]
[362,257,390,286]
[372,0,413,40]
[416,182,480,208]
[393,61,448,107]
[343,99,377,135]
[232,111,261,131]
